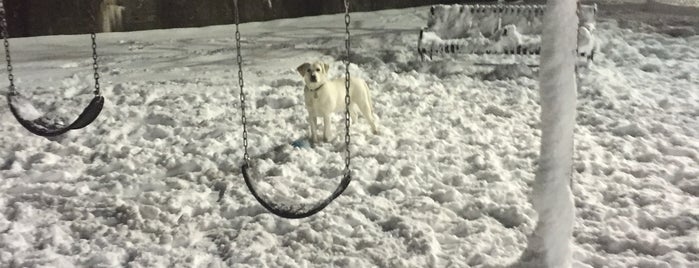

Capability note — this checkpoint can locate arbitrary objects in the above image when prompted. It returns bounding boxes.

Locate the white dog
[577,3,598,61]
[297,61,379,143]
[577,22,597,61]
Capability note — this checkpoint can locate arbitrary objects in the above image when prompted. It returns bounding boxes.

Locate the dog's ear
[296,63,310,76]
[323,62,330,73]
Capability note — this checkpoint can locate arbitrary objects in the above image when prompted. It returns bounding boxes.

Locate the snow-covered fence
[417,4,598,61]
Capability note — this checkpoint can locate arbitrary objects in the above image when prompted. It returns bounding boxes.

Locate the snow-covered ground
[0,5,698,268]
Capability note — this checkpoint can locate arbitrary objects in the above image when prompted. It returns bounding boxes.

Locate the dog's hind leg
[360,82,380,134]
[366,111,379,135]
[349,104,359,123]
[356,96,379,134]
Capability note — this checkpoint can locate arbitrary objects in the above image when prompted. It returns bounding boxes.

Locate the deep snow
[0,5,698,268]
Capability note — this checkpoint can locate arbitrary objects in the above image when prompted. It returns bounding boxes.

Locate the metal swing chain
[234,0,349,174]
[90,32,100,95]
[233,0,250,166]
[1,4,99,96]
[88,4,101,96]
[0,6,16,95]
[343,0,352,180]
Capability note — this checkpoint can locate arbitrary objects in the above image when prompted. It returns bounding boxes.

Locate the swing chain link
[89,3,100,96]
[343,0,351,179]
[233,0,250,165]
[0,4,99,96]
[91,33,100,95]
[0,6,16,95]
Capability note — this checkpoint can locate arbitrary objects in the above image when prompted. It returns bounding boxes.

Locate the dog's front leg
[308,113,318,143]
[323,115,333,142]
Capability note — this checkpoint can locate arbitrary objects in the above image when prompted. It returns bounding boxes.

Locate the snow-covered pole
[521,0,578,267]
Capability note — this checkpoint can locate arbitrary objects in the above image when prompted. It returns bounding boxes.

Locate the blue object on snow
[291,138,311,149]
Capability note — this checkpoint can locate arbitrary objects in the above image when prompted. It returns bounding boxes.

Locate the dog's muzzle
[310,75,317,82]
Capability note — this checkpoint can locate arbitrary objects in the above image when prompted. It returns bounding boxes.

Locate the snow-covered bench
[417,4,598,61]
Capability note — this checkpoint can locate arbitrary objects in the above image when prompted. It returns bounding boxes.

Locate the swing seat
[242,162,351,219]
[7,93,104,137]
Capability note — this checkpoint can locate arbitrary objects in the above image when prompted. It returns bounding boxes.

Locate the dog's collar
[305,83,325,92]
[306,84,325,99]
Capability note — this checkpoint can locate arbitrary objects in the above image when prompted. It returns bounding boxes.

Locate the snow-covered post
[102,0,126,32]
[520,0,578,267]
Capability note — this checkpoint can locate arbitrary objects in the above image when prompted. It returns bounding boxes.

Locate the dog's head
[297,61,330,88]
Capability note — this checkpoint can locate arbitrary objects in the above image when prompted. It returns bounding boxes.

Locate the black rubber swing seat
[7,93,104,137]
[242,162,352,219]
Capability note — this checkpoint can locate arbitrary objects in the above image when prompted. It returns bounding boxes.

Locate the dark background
[2,0,498,37]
